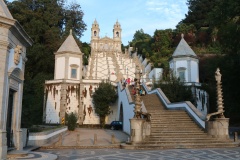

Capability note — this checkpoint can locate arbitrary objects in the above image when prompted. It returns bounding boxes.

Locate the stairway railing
[141,82,206,129]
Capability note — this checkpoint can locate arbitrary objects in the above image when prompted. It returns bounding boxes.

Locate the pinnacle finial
[181,33,184,38]
[70,29,72,35]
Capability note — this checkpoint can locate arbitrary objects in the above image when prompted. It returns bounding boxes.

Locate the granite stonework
[130,119,145,143]
[207,118,230,139]
[0,0,33,159]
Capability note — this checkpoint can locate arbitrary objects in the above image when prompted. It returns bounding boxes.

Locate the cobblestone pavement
[39,147,240,160]
[7,152,57,160]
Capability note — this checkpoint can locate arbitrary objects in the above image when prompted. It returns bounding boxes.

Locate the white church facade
[44,20,142,125]
[43,20,208,131]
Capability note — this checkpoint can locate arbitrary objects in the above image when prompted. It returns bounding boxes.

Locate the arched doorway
[6,89,15,148]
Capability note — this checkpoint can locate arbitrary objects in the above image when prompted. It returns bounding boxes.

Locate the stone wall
[28,126,67,146]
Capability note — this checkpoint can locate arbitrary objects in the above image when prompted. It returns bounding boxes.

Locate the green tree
[208,0,240,54]
[81,42,91,65]
[7,0,86,127]
[92,81,117,127]
[62,2,86,38]
[154,74,194,103]
[132,29,151,43]
[182,0,217,29]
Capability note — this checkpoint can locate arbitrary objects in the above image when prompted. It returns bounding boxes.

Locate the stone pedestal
[207,118,229,139]
[15,130,23,150]
[130,118,145,143]
[0,130,7,160]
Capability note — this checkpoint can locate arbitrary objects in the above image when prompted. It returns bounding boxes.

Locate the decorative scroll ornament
[14,45,22,65]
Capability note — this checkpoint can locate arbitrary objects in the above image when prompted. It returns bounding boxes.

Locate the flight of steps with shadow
[124,94,237,149]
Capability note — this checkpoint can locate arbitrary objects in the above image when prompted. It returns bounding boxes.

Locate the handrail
[142,82,206,129]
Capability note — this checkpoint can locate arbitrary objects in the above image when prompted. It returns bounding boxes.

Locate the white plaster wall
[145,63,151,73]
[68,57,81,80]
[82,83,100,124]
[149,68,163,81]
[169,60,173,70]
[105,100,118,124]
[191,61,199,82]
[117,83,135,135]
[139,56,143,63]
[142,58,148,67]
[65,85,79,115]
[55,57,65,79]
[45,85,61,124]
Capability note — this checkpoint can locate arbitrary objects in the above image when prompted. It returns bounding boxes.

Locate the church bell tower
[113,20,122,52]
[91,19,100,51]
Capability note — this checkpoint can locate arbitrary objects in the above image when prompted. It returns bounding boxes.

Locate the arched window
[94,31,97,36]
[116,32,119,37]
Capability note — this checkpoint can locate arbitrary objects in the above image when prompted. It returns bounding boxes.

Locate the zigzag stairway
[122,93,238,149]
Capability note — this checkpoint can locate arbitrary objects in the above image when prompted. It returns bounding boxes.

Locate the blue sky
[8,0,188,45]
[75,0,188,45]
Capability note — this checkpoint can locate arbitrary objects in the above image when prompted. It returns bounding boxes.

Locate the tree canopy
[92,81,117,126]
[7,0,86,127]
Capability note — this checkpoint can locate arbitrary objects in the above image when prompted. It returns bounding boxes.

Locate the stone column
[187,59,191,82]
[64,56,69,79]
[0,43,10,160]
[59,83,67,124]
[0,130,7,159]
[14,82,24,150]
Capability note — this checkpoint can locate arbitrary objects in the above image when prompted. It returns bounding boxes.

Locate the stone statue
[14,45,22,65]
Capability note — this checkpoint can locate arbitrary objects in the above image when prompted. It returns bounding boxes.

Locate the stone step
[139,93,236,150]
[151,123,198,126]
[147,137,214,140]
[150,113,190,119]
[151,120,194,123]
[143,140,233,144]
[148,110,187,113]
[133,143,237,149]
[150,132,205,135]
[151,128,201,131]
[150,115,190,118]
[150,132,206,136]
[148,135,210,139]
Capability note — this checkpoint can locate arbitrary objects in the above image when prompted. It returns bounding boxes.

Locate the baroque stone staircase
[124,94,237,149]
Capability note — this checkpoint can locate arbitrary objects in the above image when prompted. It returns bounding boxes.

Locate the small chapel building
[0,0,33,159]
[169,34,199,83]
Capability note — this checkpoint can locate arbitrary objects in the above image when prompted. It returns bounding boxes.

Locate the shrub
[67,112,78,131]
